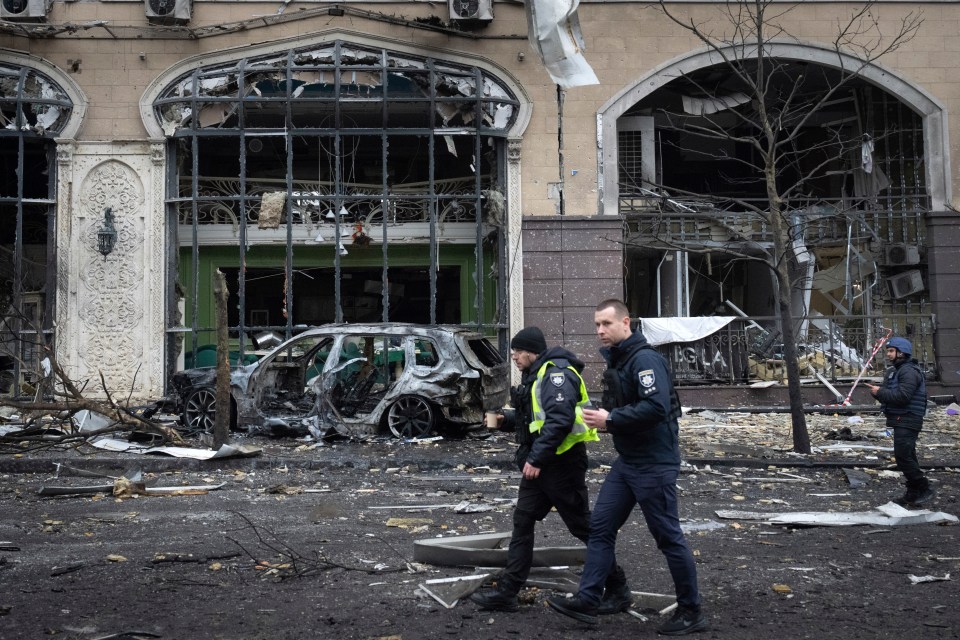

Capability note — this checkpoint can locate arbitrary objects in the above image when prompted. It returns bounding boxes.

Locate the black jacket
[600,330,681,467]
[502,346,588,470]
[874,357,926,429]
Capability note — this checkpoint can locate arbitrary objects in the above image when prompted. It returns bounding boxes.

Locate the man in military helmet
[866,337,934,507]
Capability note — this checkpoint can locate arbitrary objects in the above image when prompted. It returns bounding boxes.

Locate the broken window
[157,41,516,380]
[0,64,70,398]
[617,60,935,384]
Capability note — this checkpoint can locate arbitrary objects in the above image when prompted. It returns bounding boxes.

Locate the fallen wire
[226,511,405,580]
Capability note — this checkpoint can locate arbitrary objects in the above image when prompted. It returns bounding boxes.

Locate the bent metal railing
[647,314,935,386]
[621,193,929,247]
[175,176,492,228]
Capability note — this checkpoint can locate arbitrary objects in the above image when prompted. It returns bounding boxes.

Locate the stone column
[506,137,524,343]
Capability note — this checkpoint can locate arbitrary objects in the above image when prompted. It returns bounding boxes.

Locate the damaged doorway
[0,63,73,398]
[153,40,518,378]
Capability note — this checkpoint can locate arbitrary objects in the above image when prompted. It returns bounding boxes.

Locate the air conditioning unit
[448,0,493,23]
[145,0,191,24]
[888,269,925,299]
[1,0,48,21]
[882,243,921,266]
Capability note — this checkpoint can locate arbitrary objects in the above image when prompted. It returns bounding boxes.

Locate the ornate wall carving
[78,161,145,392]
[56,144,166,399]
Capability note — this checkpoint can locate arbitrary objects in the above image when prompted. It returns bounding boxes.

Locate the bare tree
[628,0,922,452]
[0,299,183,452]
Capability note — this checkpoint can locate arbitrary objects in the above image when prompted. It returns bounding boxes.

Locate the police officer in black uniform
[471,326,623,611]
[547,299,707,635]
[866,337,934,506]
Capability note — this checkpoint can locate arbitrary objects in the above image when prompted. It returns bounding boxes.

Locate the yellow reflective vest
[529,360,599,454]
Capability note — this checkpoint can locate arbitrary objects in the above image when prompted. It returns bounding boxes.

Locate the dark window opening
[467,337,504,366]
[221,266,462,327]
[0,63,67,399]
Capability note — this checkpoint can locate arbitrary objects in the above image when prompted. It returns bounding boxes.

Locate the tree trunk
[768,203,811,453]
[213,269,230,449]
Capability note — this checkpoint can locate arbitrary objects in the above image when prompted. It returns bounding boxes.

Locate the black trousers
[499,455,591,594]
[893,425,925,485]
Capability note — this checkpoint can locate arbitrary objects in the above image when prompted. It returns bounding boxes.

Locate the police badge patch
[550,372,565,387]
[639,369,656,388]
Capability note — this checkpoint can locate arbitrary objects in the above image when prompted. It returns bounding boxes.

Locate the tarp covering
[639,317,737,346]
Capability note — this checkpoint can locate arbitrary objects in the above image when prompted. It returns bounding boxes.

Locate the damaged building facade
[1,0,958,403]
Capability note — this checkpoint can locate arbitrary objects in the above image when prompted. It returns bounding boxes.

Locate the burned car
[171,324,510,439]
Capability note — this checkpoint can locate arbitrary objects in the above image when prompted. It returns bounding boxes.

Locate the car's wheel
[387,395,434,439]
[182,387,217,434]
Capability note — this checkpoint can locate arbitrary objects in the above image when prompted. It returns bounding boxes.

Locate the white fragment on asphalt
[908,573,951,585]
[716,502,959,527]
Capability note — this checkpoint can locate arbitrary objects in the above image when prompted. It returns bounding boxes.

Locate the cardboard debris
[716,502,959,527]
[113,476,146,498]
[386,517,433,528]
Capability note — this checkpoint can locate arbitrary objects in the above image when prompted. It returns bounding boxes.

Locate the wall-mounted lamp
[97,207,117,258]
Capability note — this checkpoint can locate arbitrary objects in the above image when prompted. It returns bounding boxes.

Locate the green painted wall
[178,242,496,332]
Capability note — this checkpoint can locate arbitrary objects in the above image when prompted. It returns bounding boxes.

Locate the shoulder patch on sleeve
[639,369,656,388]
[549,372,566,387]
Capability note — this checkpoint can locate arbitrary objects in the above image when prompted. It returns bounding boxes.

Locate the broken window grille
[154,41,518,383]
[616,60,935,365]
[0,64,70,399]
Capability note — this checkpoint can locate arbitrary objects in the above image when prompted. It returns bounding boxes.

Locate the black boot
[597,583,632,615]
[469,587,519,612]
[910,478,935,506]
[894,484,919,506]
[658,605,708,636]
[546,594,599,625]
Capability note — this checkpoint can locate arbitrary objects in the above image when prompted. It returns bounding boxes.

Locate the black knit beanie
[511,326,547,354]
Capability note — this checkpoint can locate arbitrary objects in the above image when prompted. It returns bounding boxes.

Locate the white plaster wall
[55,141,167,400]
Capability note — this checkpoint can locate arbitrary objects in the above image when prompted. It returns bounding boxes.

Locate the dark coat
[502,346,588,470]
[874,357,926,429]
[600,330,681,467]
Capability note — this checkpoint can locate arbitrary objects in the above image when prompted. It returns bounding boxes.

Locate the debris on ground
[716,501,959,527]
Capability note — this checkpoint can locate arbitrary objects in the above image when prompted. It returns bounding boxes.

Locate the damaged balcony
[621,193,935,389]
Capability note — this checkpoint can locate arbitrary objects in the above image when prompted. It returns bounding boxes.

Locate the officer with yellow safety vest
[470,326,626,613]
